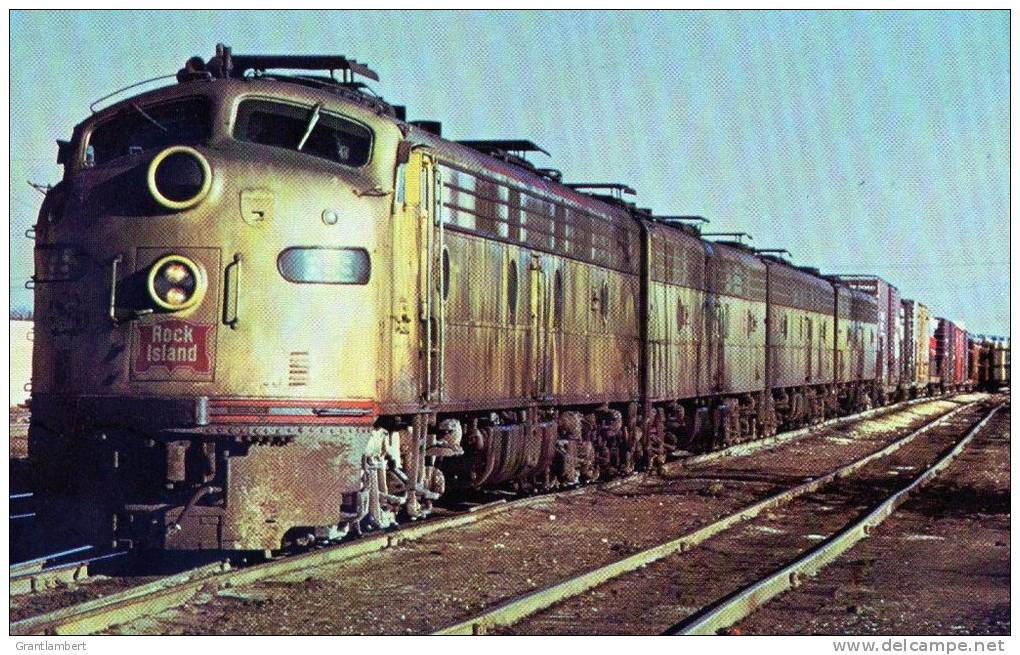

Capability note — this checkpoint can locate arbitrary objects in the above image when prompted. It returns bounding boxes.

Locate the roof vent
[457,140,550,172]
[703,232,754,248]
[457,140,550,157]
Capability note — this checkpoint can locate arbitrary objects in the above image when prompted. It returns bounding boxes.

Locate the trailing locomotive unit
[835,276,902,402]
[31,45,886,553]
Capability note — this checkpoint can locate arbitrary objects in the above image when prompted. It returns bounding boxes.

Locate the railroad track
[435,398,1005,635]
[10,546,132,596]
[9,394,984,635]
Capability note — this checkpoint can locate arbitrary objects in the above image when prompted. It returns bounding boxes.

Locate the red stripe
[210,414,376,426]
[207,398,377,409]
[207,398,378,425]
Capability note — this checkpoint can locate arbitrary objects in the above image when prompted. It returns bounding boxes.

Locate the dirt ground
[96,398,979,635]
[736,405,1010,636]
[501,400,997,635]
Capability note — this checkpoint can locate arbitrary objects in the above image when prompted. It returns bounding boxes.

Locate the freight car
[900,299,931,397]
[989,338,1011,389]
[23,45,966,553]
[970,335,1010,391]
[933,318,970,392]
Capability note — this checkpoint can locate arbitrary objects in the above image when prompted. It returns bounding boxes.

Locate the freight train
[26,46,1009,552]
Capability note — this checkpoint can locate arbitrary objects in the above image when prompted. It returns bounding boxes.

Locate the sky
[8,10,1010,335]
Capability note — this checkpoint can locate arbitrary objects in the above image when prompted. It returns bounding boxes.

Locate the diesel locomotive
[26,45,1003,553]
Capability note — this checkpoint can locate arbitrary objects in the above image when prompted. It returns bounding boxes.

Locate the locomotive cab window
[88,97,211,164]
[234,99,372,167]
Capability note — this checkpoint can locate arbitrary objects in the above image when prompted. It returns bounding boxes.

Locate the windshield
[88,97,211,165]
[233,99,372,167]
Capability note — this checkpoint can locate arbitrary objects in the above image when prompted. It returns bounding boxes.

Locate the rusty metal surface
[645,222,706,400]
[766,260,836,390]
[704,242,767,396]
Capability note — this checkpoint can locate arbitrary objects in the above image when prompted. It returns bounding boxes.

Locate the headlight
[147,146,211,210]
[147,255,205,311]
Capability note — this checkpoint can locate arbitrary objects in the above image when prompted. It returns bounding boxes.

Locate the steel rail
[11,395,964,636]
[11,545,93,572]
[670,402,1005,635]
[11,551,130,596]
[431,398,986,635]
[10,492,565,635]
[10,562,230,634]
[677,395,935,469]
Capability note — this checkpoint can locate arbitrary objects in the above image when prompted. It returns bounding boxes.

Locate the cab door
[805,317,813,382]
[529,254,549,399]
[705,295,724,393]
[413,151,445,404]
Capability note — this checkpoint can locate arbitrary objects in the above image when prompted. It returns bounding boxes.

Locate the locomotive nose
[147,145,212,210]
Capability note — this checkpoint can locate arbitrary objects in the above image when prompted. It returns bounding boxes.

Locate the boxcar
[933,318,968,391]
[900,299,931,396]
[990,338,1011,389]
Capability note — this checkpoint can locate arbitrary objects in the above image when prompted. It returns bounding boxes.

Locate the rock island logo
[134,320,213,373]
